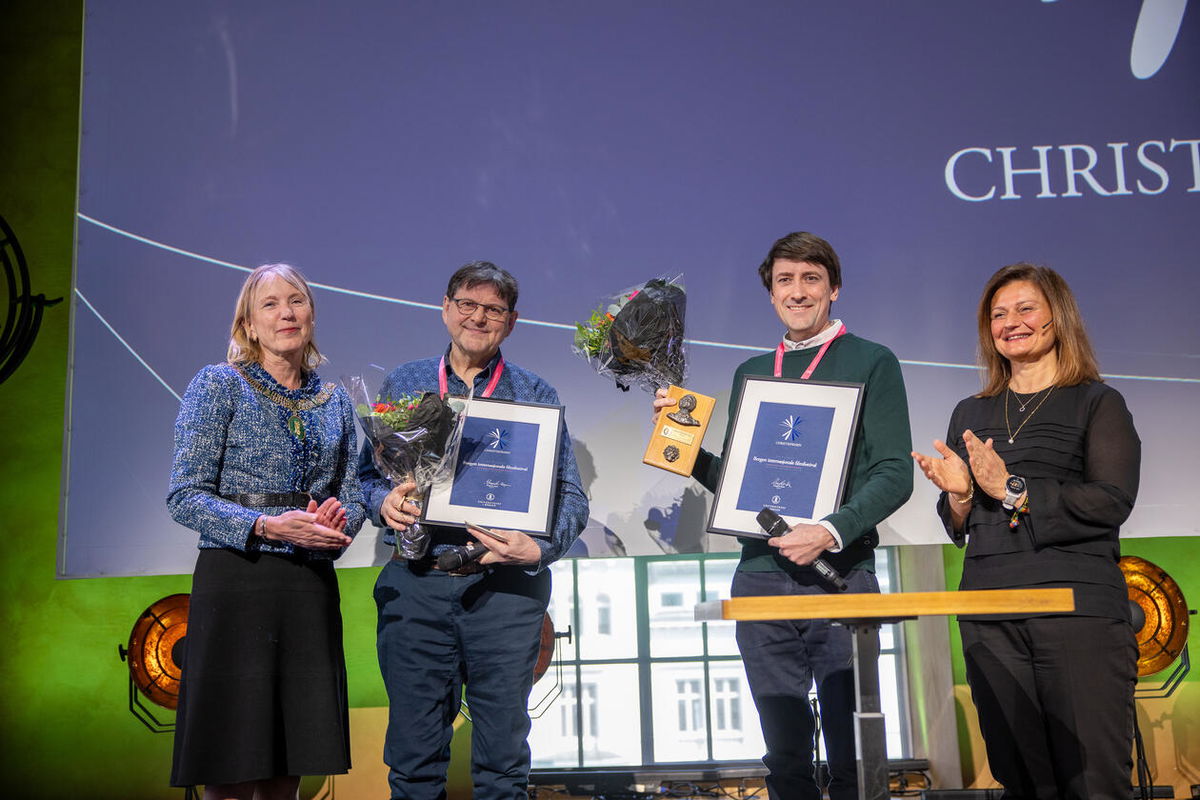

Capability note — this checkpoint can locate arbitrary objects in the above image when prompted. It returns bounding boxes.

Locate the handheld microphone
[756,507,849,592]
[436,541,487,571]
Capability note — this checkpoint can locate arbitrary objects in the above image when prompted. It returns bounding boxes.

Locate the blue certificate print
[735,401,835,518]
[449,416,539,513]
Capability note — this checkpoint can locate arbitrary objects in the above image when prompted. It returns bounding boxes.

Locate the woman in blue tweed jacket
[167,263,364,800]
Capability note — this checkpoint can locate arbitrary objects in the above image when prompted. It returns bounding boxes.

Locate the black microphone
[436,541,487,571]
[1042,319,1053,329]
[756,507,848,592]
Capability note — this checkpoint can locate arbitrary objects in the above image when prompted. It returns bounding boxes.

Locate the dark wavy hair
[757,231,842,291]
[445,261,519,312]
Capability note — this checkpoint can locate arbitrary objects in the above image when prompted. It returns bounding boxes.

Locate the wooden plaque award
[643,384,716,476]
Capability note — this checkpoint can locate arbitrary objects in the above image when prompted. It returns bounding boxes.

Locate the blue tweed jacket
[167,361,365,558]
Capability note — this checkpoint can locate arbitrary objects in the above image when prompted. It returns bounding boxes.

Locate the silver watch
[1002,475,1027,510]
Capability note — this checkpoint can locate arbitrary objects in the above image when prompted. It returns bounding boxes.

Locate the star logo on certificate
[779,415,803,442]
[486,427,509,450]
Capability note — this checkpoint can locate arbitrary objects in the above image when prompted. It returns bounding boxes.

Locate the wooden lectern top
[692,588,1075,800]
[694,588,1075,622]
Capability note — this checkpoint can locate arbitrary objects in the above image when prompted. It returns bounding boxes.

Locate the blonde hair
[226,263,324,370]
[975,262,1101,397]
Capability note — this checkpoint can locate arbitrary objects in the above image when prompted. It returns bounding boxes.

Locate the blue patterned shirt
[168,361,366,557]
[357,349,588,571]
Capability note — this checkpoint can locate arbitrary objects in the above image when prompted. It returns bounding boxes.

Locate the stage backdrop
[61,0,1198,577]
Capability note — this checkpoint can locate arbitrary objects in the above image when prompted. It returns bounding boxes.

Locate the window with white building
[528,551,909,769]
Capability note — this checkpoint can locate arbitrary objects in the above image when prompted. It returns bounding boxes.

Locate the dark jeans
[961,616,1137,800]
[733,567,880,800]
[374,559,550,800]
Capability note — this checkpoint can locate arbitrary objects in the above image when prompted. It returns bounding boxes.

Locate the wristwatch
[1002,475,1027,510]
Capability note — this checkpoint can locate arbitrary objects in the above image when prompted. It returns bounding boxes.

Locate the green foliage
[574,304,614,359]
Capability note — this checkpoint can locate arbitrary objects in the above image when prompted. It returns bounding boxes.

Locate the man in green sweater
[654,231,913,800]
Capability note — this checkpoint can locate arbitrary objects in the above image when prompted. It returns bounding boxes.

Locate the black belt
[225,492,320,508]
[393,551,487,576]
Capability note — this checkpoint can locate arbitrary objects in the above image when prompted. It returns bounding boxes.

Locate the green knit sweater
[693,333,913,573]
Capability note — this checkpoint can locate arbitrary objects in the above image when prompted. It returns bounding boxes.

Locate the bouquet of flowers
[573,276,687,393]
[343,376,464,558]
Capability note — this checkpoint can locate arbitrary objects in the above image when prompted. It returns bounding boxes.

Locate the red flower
[373,402,394,413]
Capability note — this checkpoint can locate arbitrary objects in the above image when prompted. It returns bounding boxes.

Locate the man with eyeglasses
[358,260,587,800]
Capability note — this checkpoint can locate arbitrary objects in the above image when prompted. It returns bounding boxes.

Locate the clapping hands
[262,497,353,550]
[912,429,1011,504]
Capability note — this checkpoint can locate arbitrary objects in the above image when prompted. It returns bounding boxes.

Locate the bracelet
[1008,495,1029,529]
[256,515,269,541]
[953,483,974,505]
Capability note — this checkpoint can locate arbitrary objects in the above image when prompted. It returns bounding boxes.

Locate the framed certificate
[422,396,564,536]
[708,376,863,538]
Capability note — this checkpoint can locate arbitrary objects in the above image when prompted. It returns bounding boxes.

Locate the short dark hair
[757,232,842,291]
[445,261,519,312]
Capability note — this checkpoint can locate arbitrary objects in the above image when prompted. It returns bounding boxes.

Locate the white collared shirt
[780,318,844,351]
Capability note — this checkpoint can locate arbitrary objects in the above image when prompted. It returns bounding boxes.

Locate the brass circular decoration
[1120,556,1189,677]
[533,613,556,684]
[125,594,190,710]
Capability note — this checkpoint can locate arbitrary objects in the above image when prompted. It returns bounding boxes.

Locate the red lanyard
[774,324,846,379]
[438,354,505,399]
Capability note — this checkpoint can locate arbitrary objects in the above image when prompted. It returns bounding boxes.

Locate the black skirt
[171,548,351,786]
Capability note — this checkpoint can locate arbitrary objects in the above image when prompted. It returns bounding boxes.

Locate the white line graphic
[76,213,1200,386]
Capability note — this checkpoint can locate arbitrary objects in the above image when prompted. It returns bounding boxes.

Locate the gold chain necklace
[1004,385,1054,444]
[1010,388,1040,412]
[234,365,336,440]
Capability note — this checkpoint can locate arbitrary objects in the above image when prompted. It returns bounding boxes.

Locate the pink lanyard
[774,324,846,379]
[438,354,505,399]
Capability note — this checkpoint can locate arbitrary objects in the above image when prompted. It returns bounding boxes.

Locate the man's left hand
[466,524,542,567]
[767,522,836,566]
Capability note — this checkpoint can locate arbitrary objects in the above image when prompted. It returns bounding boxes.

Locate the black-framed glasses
[450,297,510,321]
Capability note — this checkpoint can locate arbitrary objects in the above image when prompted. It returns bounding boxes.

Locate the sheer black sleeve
[1025,386,1140,546]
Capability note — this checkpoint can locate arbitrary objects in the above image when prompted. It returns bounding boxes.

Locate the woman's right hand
[912,440,973,499]
[262,504,353,550]
[651,387,675,424]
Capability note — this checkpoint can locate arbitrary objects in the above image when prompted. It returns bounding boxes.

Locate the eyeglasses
[450,297,510,321]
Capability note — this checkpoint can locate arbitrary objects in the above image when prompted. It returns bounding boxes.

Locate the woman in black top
[913,263,1140,800]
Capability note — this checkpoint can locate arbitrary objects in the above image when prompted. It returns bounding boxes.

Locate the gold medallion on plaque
[643,384,716,476]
